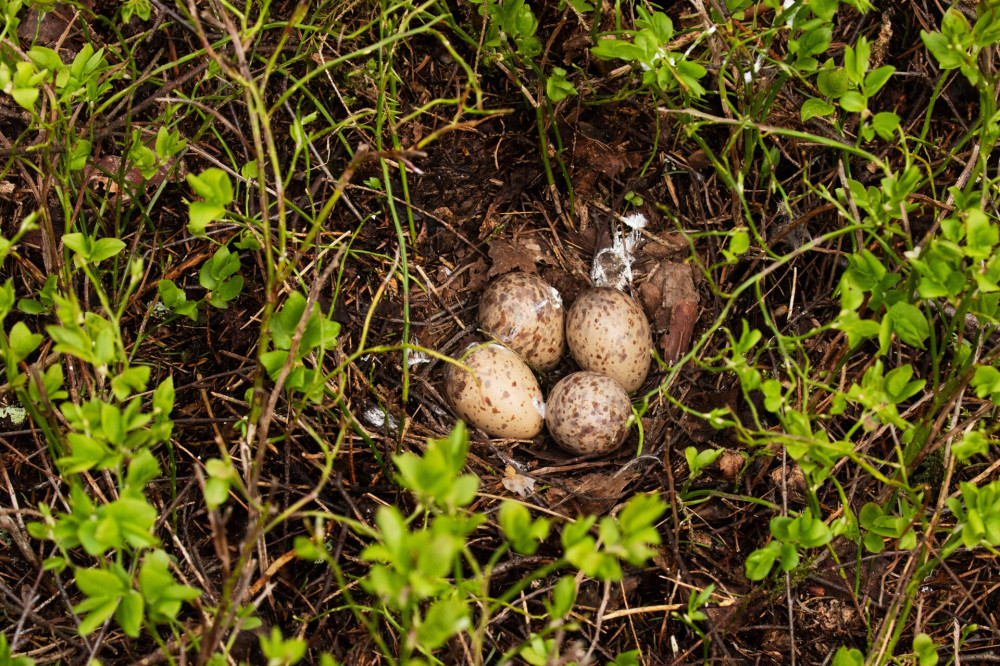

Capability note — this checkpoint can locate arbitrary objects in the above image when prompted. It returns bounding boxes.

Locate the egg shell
[478,272,565,371]
[565,287,652,392]
[545,372,632,456]
[443,344,545,439]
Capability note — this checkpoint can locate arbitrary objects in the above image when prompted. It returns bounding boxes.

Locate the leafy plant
[199,244,244,309]
[590,7,708,99]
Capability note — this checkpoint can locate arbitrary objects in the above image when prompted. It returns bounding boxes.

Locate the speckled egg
[478,272,564,371]
[545,372,632,456]
[566,287,652,392]
[443,344,545,439]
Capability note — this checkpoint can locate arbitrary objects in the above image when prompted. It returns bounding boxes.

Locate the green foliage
[499,500,550,555]
[259,290,341,400]
[685,446,723,481]
[62,233,126,265]
[590,7,707,99]
[947,481,1000,549]
[186,168,234,237]
[921,8,1000,88]
[545,67,576,102]
[360,505,475,611]
[0,633,34,666]
[199,244,244,309]
[259,627,308,666]
[859,500,917,553]
[472,0,540,58]
[203,458,235,509]
[158,279,199,320]
[121,0,151,23]
[745,510,832,580]
[913,633,939,666]
[832,646,865,666]
[394,423,479,511]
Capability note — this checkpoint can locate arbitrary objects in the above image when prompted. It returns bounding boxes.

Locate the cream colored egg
[443,344,545,438]
[545,372,632,456]
[566,288,652,392]
[478,272,564,371]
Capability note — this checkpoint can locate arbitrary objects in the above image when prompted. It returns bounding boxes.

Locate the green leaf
[839,90,867,113]
[779,541,800,571]
[834,310,880,347]
[913,633,939,666]
[871,111,899,139]
[832,647,865,666]
[111,366,150,400]
[745,541,780,580]
[126,449,162,490]
[186,168,233,206]
[816,61,850,99]
[548,576,576,619]
[972,366,1000,402]
[863,65,894,95]
[801,98,835,121]
[416,598,470,650]
[153,376,175,417]
[545,67,576,102]
[259,627,307,665]
[115,590,143,637]
[728,228,750,255]
[591,38,646,63]
[965,209,998,258]
[886,302,929,348]
[62,233,89,257]
[8,321,42,362]
[89,238,126,263]
[27,46,64,73]
[158,279,185,307]
[953,430,990,462]
[76,598,119,636]
[211,276,244,306]
[807,0,839,20]
[921,30,964,69]
[187,202,224,237]
[271,291,309,350]
[499,500,539,554]
[69,139,91,171]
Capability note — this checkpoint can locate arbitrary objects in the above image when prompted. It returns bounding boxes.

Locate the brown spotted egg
[566,287,652,392]
[546,372,632,456]
[478,272,564,371]
[443,344,545,439]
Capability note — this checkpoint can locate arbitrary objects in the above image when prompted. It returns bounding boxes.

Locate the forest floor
[2,0,1000,664]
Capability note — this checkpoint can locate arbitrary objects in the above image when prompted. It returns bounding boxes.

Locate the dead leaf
[660,301,699,364]
[770,462,807,502]
[717,449,745,481]
[641,260,699,330]
[488,239,536,276]
[502,465,536,497]
[465,257,489,293]
[563,466,640,514]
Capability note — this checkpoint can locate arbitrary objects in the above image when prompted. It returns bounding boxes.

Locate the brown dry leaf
[680,389,743,443]
[770,462,807,502]
[660,301,699,364]
[501,465,536,497]
[488,239,536,276]
[465,257,489,294]
[641,260,699,330]
[563,466,640,514]
[717,449,745,481]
